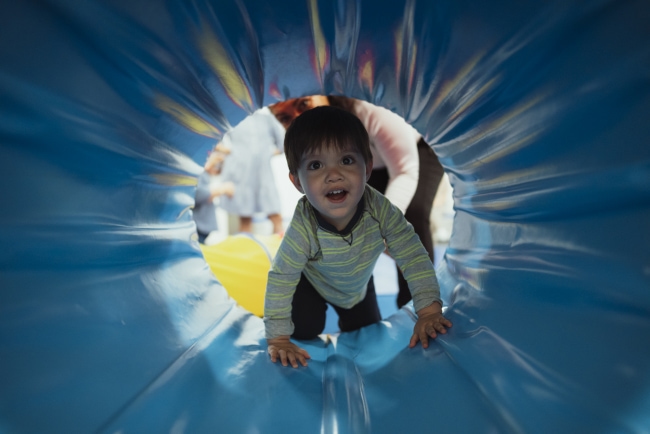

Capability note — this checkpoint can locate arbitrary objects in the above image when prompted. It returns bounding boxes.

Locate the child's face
[290,143,373,231]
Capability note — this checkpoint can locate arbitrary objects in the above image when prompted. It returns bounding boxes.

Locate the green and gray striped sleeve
[263,199,312,339]
[370,188,442,312]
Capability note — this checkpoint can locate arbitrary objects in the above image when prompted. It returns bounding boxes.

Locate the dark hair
[326,95,357,113]
[284,105,372,175]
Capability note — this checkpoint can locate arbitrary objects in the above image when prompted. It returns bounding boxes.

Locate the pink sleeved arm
[353,100,420,214]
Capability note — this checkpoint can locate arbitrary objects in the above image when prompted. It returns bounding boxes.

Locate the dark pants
[367,138,444,308]
[291,274,382,340]
[198,231,209,244]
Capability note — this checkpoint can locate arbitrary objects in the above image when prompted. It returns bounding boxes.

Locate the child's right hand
[267,336,311,368]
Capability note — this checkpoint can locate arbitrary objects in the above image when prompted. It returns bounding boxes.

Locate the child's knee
[291,312,326,340]
[291,326,322,340]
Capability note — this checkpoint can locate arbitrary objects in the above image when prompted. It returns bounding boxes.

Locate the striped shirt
[264,185,441,339]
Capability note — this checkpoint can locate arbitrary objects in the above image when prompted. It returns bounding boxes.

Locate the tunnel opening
[192,96,456,328]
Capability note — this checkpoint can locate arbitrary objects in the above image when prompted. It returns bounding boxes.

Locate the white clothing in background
[219,107,286,216]
[352,100,420,214]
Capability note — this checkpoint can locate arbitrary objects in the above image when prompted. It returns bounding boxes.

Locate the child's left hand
[410,302,452,349]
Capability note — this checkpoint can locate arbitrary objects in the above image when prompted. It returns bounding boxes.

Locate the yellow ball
[200,234,282,317]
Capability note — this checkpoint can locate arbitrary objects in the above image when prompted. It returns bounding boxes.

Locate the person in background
[218,107,286,235]
[264,106,451,368]
[270,96,445,308]
[193,145,234,243]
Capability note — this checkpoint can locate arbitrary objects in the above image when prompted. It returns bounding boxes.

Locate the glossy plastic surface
[1,1,649,433]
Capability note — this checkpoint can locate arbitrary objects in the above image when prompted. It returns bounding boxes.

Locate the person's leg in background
[198,231,209,244]
[268,213,284,234]
[397,139,444,308]
[239,216,253,233]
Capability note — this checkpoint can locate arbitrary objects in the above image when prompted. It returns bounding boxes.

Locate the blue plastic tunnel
[1,1,649,433]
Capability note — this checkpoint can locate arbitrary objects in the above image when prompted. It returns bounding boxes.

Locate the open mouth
[326,189,347,202]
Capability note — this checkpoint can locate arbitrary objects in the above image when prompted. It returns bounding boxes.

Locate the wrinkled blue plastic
[1,0,649,433]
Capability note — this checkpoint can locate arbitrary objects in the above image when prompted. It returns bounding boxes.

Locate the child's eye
[341,156,355,165]
[307,161,322,170]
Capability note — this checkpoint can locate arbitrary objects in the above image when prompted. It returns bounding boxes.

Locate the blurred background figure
[270,96,446,309]
[219,107,287,234]
[193,145,234,244]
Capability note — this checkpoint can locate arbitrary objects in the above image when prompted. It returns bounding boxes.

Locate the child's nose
[325,167,343,182]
